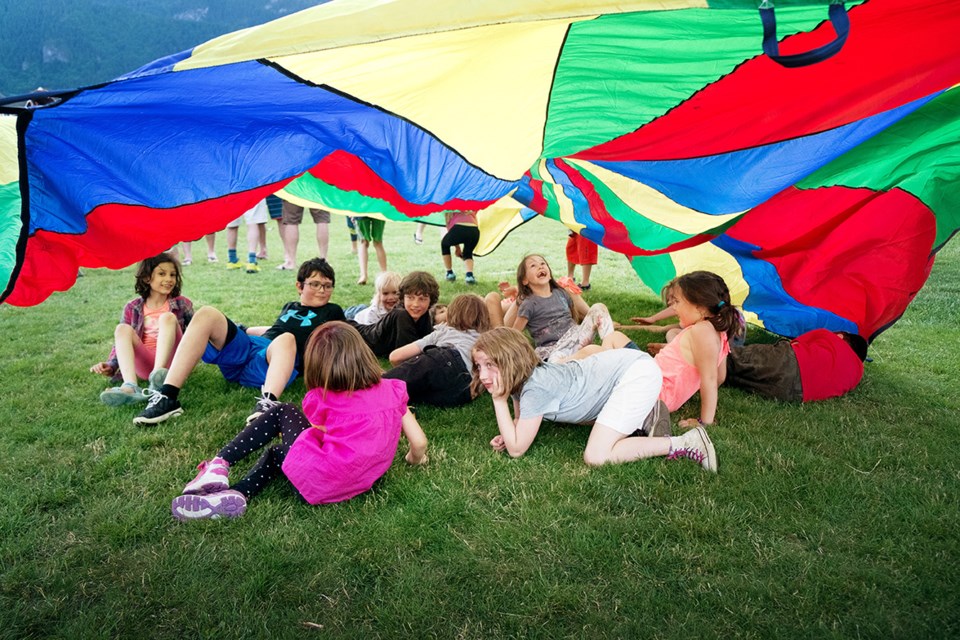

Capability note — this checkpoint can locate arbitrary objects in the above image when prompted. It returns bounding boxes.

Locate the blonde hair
[371,271,401,307]
[303,321,382,393]
[470,327,540,398]
[446,294,491,332]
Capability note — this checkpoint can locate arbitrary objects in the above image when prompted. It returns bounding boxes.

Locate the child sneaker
[133,392,183,426]
[465,274,477,285]
[226,261,244,270]
[667,426,718,473]
[445,272,456,282]
[182,457,230,495]
[245,394,279,424]
[245,262,260,273]
[148,368,168,392]
[100,382,147,406]
[171,490,246,521]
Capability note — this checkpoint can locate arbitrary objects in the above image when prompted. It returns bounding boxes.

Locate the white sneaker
[667,426,718,473]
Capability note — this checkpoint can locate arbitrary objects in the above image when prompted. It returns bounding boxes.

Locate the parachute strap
[760,1,849,68]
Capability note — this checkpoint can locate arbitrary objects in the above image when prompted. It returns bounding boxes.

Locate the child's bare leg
[357,239,370,284]
[262,333,296,399]
[153,312,179,371]
[164,306,230,388]
[114,324,142,385]
[484,292,505,327]
[580,264,592,287]
[583,424,670,466]
[373,240,387,272]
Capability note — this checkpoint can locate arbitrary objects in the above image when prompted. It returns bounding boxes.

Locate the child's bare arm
[389,343,422,366]
[631,307,678,325]
[679,322,721,427]
[401,409,428,465]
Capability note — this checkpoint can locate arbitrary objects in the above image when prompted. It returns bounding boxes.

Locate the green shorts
[357,217,385,242]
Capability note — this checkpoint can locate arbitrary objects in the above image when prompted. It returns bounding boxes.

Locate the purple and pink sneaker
[171,490,247,521]
[182,457,230,495]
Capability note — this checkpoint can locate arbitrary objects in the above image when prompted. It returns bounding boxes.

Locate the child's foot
[148,368,168,392]
[182,457,230,495]
[246,394,280,424]
[171,490,246,521]
[445,271,456,282]
[133,392,183,426]
[667,426,718,473]
[465,273,477,285]
[257,252,268,261]
[226,261,244,270]
[413,233,423,245]
[100,382,147,406]
[207,254,218,263]
[182,259,192,266]
[276,263,294,271]
[579,282,591,291]
[357,277,367,285]
[245,262,260,273]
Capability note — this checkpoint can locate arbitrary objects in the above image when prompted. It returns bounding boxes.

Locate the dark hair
[134,252,182,299]
[446,294,491,332]
[838,332,868,362]
[670,271,743,341]
[515,254,561,301]
[400,271,440,306]
[303,321,381,393]
[297,257,335,286]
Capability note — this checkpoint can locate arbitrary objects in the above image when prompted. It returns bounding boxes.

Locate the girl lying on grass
[170,321,428,521]
[471,327,717,471]
[90,252,193,406]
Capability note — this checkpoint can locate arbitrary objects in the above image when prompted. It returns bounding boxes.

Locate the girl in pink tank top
[653,272,743,428]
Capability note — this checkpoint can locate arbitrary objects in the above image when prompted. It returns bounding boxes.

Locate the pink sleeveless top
[655,325,730,412]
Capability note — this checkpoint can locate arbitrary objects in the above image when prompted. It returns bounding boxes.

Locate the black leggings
[440,224,480,259]
[217,403,310,500]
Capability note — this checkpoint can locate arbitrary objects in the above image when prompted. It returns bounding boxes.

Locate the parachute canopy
[1,0,958,341]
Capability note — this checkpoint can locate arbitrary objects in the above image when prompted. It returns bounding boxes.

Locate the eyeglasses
[303,281,334,291]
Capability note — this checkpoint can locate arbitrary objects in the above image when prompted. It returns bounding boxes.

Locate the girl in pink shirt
[170,321,428,521]
[653,271,743,428]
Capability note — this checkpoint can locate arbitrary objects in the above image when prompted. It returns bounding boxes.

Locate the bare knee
[158,311,177,329]
[583,447,611,467]
[114,323,135,340]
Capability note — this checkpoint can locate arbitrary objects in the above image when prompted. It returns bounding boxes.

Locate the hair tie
[717,300,726,309]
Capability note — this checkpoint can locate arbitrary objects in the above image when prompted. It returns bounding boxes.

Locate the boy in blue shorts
[134,258,345,425]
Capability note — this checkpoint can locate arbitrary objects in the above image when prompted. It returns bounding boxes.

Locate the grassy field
[0,218,958,639]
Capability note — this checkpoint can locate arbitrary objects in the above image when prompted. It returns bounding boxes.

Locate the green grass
[0,219,958,639]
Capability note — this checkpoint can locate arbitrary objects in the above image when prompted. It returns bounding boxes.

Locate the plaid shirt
[106,295,194,371]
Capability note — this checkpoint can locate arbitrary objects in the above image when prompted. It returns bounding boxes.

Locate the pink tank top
[655,324,730,412]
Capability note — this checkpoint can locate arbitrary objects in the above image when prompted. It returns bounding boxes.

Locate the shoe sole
[133,407,183,426]
[171,493,246,521]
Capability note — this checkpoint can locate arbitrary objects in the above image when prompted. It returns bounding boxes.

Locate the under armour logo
[280,309,318,327]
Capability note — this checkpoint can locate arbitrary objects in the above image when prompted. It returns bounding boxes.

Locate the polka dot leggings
[217,403,310,500]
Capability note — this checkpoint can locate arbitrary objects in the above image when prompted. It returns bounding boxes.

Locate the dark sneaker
[245,395,279,424]
[182,457,230,495]
[100,382,147,406]
[171,490,246,521]
[134,391,183,426]
[445,272,456,282]
[465,274,477,285]
[667,426,717,473]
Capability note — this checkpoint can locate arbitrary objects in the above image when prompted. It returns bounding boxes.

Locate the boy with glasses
[135,258,345,426]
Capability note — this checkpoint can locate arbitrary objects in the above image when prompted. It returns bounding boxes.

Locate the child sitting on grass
[345,271,401,324]
[385,293,491,407]
[134,258,344,426]
[350,271,439,358]
[171,321,428,520]
[90,252,193,406]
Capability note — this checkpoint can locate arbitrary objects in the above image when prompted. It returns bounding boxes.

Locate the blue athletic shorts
[202,331,298,389]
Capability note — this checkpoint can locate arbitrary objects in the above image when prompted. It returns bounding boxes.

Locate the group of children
[91,248,867,522]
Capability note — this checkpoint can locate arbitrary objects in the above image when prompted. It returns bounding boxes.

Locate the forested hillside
[0,0,323,96]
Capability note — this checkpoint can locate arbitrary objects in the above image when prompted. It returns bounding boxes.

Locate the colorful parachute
[1,0,958,342]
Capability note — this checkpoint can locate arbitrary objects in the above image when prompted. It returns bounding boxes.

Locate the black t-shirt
[263,301,345,364]
[352,307,432,358]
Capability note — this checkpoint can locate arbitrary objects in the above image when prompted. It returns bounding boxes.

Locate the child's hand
[677,418,702,429]
[90,362,115,376]
[631,315,656,325]
[490,435,506,452]
[488,372,508,401]
[405,448,428,465]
